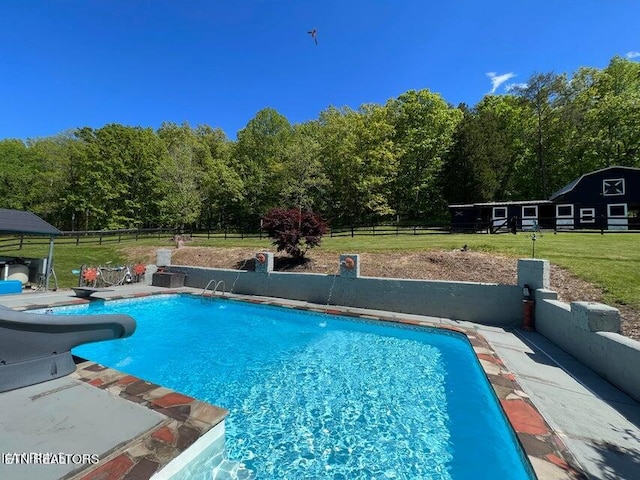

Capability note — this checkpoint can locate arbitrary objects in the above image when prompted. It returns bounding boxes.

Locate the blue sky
[1,1,639,141]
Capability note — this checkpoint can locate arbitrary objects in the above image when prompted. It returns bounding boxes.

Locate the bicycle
[97,263,133,286]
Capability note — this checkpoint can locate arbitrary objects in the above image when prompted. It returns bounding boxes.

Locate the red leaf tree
[261,208,328,258]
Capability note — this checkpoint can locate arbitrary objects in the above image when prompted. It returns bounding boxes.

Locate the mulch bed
[124,245,640,341]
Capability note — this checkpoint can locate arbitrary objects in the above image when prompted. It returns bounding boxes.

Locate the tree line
[1,56,638,232]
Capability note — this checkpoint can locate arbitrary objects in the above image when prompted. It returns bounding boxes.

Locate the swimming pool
[57,295,534,479]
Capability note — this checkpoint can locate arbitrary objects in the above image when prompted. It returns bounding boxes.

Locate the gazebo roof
[0,209,62,236]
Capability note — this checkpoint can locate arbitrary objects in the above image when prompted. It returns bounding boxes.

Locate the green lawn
[1,240,132,290]
[2,232,638,308]
[319,233,639,307]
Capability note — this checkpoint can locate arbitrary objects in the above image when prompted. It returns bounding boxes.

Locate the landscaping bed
[124,245,640,341]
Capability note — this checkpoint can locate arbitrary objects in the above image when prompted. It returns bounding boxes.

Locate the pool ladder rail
[201,279,226,301]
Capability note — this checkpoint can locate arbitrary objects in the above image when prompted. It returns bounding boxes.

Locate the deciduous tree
[387,89,462,221]
[317,104,396,225]
[262,208,327,258]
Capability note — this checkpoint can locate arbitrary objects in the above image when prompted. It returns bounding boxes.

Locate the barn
[449,166,640,232]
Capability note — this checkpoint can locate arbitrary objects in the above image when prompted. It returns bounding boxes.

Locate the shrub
[261,208,328,258]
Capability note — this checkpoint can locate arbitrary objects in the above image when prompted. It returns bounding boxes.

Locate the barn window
[580,208,595,223]
[492,207,507,218]
[603,178,625,196]
[556,205,573,218]
[608,204,627,217]
[522,206,537,218]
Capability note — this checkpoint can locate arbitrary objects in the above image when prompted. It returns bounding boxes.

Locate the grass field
[320,233,640,307]
[2,232,638,308]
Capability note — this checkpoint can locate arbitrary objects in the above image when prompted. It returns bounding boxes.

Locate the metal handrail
[213,280,226,297]
[202,278,216,296]
[201,279,226,300]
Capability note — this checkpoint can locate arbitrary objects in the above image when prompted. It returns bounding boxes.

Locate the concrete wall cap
[517,258,550,290]
[535,288,558,301]
[571,301,620,315]
[571,301,620,332]
[596,331,640,348]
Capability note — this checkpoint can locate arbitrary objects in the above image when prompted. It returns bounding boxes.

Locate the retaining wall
[158,252,640,402]
[160,251,523,327]
[167,264,523,327]
[534,288,640,402]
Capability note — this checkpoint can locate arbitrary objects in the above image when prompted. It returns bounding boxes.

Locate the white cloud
[506,82,528,92]
[626,51,640,59]
[486,72,516,94]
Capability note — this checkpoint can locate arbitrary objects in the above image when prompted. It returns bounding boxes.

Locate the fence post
[118,231,122,243]
[99,233,103,245]
[19,235,23,250]
[372,225,375,236]
[76,233,80,246]
[351,226,354,238]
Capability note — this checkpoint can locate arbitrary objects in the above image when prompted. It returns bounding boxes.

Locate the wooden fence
[328,224,450,237]
[0,228,176,250]
[0,220,638,251]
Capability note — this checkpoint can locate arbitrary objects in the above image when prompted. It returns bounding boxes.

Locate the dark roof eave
[0,209,62,236]
[449,200,553,208]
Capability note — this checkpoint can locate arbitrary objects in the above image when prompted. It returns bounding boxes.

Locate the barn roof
[549,166,640,201]
[449,200,552,208]
[0,209,62,236]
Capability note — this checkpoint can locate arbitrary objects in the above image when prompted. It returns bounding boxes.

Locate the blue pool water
[55,295,533,479]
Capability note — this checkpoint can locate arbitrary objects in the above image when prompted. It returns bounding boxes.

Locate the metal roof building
[449,166,640,232]
[0,209,62,236]
[0,209,61,290]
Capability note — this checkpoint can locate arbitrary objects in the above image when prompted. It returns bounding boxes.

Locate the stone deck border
[66,359,227,480]
[19,290,585,479]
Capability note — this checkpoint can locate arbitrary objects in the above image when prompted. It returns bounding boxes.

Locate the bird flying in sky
[307,28,318,45]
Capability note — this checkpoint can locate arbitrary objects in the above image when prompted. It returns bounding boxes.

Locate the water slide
[0,305,136,393]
